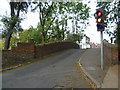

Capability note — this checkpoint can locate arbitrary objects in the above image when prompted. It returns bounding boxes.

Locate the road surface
[2,49,90,88]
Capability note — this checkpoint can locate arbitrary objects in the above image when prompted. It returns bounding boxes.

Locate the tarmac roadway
[2,49,91,88]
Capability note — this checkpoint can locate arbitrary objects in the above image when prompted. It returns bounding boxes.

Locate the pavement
[101,65,118,88]
[78,48,119,89]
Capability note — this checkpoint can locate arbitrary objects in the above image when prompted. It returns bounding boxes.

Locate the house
[80,35,91,49]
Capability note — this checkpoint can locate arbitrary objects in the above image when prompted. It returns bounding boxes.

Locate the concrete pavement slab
[78,48,109,88]
[101,65,118,88]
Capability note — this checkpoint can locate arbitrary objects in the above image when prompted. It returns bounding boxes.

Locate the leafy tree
[31,2,57,44]
[10,33,19,47]
[2,1,91,49]
[66,33,83,43]
[97,1,120,63]
[65,2,90,34]
[1,2,29,49]
[19,27,41,45]
[31,2,90,43]
[97,1,120,45]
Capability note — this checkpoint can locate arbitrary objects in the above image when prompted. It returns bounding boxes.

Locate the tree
[97,1,120,45]
[1,2,29,49]
[31,2,90,43]
[19,26,42,45]
[10,26,42,46]
[97,1,120,63]
[65,31,84,43]
[65,2,90,34]
[31,2,57,44]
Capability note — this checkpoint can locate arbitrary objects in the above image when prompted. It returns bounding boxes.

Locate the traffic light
[95,8,105,31]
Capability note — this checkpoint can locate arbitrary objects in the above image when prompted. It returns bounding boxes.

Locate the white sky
[0,0,111,43]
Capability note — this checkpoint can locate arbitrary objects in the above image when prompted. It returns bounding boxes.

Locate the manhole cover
[53,85,64,88]
[86,67,96,70]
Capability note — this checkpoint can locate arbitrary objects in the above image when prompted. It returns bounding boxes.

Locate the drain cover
[86,67,96,70]
[53,85,64,88]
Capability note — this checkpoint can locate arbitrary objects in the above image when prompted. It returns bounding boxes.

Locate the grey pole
[100,31,104,70]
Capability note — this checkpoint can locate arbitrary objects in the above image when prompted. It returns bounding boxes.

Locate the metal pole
[100,31,104,70]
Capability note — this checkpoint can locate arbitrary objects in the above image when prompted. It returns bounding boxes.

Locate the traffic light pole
[100,31,104,70]
[95,8,104,70]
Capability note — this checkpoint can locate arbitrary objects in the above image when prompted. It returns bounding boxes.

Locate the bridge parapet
[2,39,79,67]
[35,41,79,58]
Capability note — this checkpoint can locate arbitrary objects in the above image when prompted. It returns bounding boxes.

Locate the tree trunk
[4,2,21,50]
[4,21,16,49]
[62,24,64,40]
[4,2,15,50]
[42,28,45,44]
[4,32,12,50]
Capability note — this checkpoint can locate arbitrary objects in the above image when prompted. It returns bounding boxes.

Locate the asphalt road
[2,49,90,88]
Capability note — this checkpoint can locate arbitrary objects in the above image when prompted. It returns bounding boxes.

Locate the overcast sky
[0,0,111,43]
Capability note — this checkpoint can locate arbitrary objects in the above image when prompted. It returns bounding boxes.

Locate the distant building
[80,35,99,49]
[80,35,90,49]
[96,43,101,48]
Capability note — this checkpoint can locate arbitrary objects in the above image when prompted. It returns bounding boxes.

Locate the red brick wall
[12,39,35,53]
[103,40,118,65]
[111,46,118,63]
[11,39,79,58]
[2,50,34,67]
[2,39,79,67]
[35,41,79,58]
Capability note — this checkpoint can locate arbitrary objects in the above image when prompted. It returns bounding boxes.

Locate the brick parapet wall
[103,40,118,65]
[11,39,35,53]
[2,39,79,67]
[2,50,34,67]
[35,41,79,58]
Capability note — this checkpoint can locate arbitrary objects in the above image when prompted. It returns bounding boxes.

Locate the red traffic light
[96,11,102,16]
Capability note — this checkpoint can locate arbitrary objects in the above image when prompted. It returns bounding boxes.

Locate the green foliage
[10,34,19,47]
[1,1,91,50]
[10,27,42,46]
[1,15,22,35]
[19,27,42,45]
[114,24,120,46]
[66,33,83,43]
[1,2,29,35]
[97,2,118,26]
[6,2,91,47]
[0,40,4,50]
[97,1,119,45]
[31,2,90,44]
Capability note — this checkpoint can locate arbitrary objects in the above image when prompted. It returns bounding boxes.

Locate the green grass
[0,40,4,50]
